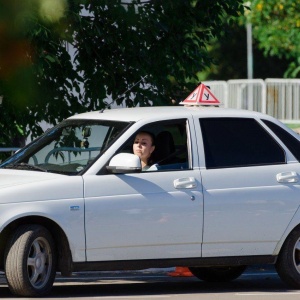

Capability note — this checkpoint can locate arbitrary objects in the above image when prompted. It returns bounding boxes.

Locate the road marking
[87,296,170,299]
[242,272,277,277]
[55,275,168,281]
[236,292,300,296]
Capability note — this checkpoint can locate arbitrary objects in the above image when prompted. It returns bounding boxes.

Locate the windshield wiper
[3,162,48,172]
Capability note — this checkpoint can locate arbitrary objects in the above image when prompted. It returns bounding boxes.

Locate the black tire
[4,224,57,297]
[275,226,300,289]
[189,265,247,282]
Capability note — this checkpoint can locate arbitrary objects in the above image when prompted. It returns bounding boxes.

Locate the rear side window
[200,118,285,169]
[262,120,300,162]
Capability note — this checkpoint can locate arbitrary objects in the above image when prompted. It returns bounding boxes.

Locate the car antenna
[99,75,148,113]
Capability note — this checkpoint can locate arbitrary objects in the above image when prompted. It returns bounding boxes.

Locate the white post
[246,23,253,80]
[246,22,254,110]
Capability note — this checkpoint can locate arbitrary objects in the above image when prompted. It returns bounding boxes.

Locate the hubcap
[27,237,52,289]
[293,238,300,274]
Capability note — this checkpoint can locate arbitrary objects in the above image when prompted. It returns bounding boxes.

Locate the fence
[204,79,300,123]
[0,147,20,163]
[0,147,19,155]
[1,79,299,158]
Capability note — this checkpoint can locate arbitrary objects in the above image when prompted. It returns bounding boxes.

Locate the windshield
[0,119,130,175]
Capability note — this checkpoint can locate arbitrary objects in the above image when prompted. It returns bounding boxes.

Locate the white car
[1,105,300,296]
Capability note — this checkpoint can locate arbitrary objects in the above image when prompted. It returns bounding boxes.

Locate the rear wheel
[189,265,247,282]
[5,224,57,297]
[276,226,300,288]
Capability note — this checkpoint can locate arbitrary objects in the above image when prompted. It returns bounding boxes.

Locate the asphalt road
[1,265,300,299]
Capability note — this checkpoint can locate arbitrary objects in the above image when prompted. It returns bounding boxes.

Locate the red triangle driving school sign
[180,83,220,106]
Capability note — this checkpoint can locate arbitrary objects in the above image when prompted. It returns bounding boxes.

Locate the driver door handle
[174,177,197,189]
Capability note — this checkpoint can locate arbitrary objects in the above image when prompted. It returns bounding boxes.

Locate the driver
[132,131,156,171]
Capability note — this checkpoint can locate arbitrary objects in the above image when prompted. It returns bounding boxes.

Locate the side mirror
[106,153,142,174]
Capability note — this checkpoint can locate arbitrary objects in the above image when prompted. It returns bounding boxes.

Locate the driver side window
[118,119,190,172]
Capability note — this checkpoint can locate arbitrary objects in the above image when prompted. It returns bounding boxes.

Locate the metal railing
[265,79,300,122]
[0,79,299,159]
[204,78,300,123]
[0,147,20,154]
[0,147,20,163]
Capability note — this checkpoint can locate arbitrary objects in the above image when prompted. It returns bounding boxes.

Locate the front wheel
[189,265,247,282]
[276,226,300,288]
[5,224,57,297]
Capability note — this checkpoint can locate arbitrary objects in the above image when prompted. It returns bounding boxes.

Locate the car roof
[68,106,273,122]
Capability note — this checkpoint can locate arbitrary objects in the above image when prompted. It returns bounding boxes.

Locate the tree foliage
[200,21,292,81]
[0,0,244,150]
[247,0,300,78]
[0,0,83,149]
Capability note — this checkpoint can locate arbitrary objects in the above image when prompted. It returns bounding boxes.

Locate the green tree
[200,21,292,81]
[247,0,300,78]
[0,0,244,152]
[74,0,245,107]
[0,0,83,152]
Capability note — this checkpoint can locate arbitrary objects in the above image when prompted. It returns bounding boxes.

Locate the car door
[83,118,204,262]
[196,117,300,258]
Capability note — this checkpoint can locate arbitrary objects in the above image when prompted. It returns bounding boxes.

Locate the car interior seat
[151,131,176,165]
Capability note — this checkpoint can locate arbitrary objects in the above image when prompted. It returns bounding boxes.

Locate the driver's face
[133,133,155,165]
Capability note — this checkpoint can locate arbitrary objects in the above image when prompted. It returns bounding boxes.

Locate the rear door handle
[276,171,298,183]
[174,177,197,189]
